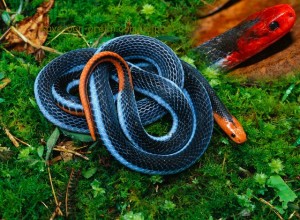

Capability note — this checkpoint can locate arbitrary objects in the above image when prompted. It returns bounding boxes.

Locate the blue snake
[35,35,214,174]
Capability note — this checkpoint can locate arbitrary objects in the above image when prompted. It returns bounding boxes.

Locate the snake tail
[79,51,133,141]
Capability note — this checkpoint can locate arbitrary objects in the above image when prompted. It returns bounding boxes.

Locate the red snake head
[225,4,296,68]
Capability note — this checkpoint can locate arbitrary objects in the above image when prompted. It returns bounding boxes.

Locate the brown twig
[222,153,227,172]
[46,26,77,45]
[47,166,64,217]
[3,127,31,147]
[49,202,62,220]
[238,167,252,177]
[65,168,74,217]
[0,0,8,9]
[288,211,296,220]
[75,29,90,47]
[14,136,31,147]
[91,31,107,48]
[0,27,11,41]
[4,127,19,147]
[53,147,89,160]
[258,198,284,220]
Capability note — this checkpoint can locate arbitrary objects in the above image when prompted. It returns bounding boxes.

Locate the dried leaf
[0,78,11,90]
[56,141,75,162]
[4,127,19,147]
[2,0,54,61]
[53,141,89,162]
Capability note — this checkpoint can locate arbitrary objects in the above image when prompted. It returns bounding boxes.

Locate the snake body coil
[35,35,214,174]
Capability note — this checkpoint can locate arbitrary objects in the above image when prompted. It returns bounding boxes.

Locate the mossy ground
[0,0,299,219]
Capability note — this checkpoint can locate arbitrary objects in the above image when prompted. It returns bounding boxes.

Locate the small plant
[236,189,256,217]
[254,173,268,187]
[140,4,155,17]
[161,200,176,211]
[17,145,45,172]
[150,175,163,184]
[269,159,284,174]
[121,211,145,220]
[90,179,106,198]
[237,158,298,217]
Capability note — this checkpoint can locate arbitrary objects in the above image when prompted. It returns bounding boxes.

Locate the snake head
[213,113,247,144]
[224,4,296,69]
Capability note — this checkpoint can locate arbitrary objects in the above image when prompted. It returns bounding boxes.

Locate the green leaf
[0,98,5,103]
[281,83,295,102]
[29,98,38,108]
[14,14,24,22]
[61,129,93,142]
[91,179,105,198]
[267,175,297,209]
[16,0,24,15]
[274,205,285,215]
[0,73,5,80]
[45,128,60,161]
[1,11,11,25]
[293,136,300,147]
[37,146,44,159]
[156,35,181,42]
[82,167,97,179]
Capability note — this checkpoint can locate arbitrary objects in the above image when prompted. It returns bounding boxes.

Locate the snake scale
[34,4,296,174]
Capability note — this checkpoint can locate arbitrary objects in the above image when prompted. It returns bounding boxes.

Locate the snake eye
[269,21,279,31]
[231,133,236,138]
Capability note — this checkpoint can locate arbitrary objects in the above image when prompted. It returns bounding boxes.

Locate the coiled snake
[34,4,295,174]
